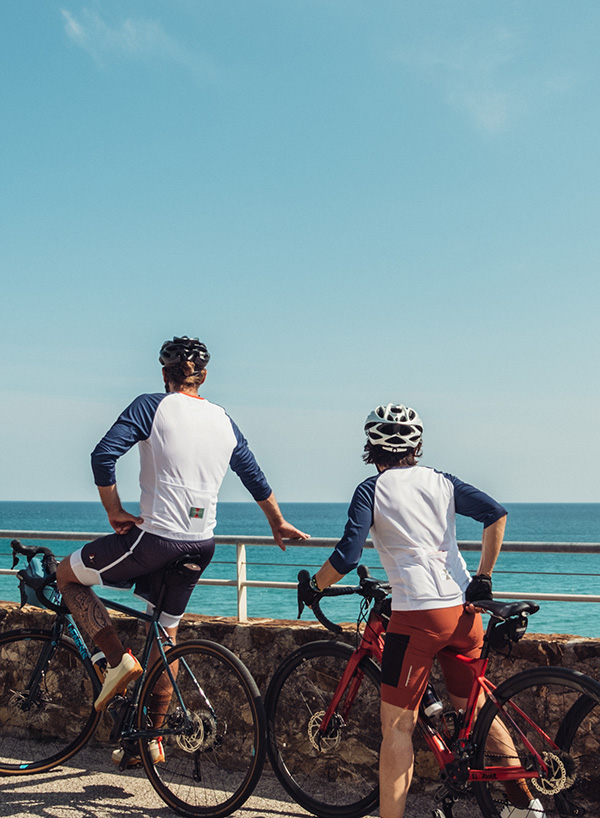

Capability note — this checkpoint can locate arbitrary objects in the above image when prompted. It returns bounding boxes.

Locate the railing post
[236,541,247,622]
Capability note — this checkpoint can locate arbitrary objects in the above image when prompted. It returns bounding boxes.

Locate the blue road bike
[0,539,266,818]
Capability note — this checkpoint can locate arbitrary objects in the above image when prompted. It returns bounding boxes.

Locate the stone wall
[2,602,600,788]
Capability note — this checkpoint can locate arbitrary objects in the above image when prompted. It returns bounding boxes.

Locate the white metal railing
[1,530,600,622]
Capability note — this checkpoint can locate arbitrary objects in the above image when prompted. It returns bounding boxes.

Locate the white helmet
[364,404,423,452]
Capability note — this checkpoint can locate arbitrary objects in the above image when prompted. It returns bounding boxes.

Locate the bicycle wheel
[265,640,381,818]
[137,639,266,818]
[0,628,100,774]
[472,667,600,818]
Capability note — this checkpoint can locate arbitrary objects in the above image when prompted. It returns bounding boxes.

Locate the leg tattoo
[61,582,113,637]
[61,582,125,665]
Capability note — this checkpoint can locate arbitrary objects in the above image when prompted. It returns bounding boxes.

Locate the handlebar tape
[11,539,55,559]
[297,569,356,635]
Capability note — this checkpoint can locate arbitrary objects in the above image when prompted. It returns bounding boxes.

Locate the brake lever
[297,569,310,620]
[297,595,306,620]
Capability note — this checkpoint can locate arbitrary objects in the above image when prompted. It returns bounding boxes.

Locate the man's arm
[98,484,143,535]
[257,493,309,550]
[91,394,162,486]
[226,417,309,548]
[92,395,162,533]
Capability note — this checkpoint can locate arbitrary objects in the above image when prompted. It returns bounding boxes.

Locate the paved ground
[0,745,485,818]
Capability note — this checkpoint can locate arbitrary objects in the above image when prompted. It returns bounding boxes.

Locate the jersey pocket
[397,564,438,600]
[429,553,462,599]
[154,480,215,537]
[184,491,215,536]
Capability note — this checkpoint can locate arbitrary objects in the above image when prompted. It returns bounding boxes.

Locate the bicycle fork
[14,620,78,712]
[313,649,368,745]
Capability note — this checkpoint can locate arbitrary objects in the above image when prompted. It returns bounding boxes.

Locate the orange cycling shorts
[380,605,483,710]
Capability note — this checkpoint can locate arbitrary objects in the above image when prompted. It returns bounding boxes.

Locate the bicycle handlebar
[9,539,69,613]
[297,566,391,635]
[10,539,55,570]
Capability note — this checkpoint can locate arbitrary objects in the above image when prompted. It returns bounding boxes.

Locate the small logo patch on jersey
[189,506,205,519]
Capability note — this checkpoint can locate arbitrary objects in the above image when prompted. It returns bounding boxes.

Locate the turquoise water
[1,502,599,637]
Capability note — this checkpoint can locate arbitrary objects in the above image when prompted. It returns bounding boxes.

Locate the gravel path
[0,744,486,818]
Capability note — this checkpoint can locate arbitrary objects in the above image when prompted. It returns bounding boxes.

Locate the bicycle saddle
[475,599,539,619]
[164,553,207,573]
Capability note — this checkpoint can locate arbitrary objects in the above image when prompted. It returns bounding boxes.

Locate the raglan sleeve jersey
[91,392,271,541]
[328,466,507,610]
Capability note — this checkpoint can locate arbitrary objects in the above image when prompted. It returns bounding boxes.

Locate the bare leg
[56,556,126,667]
[379,701,419,818]
[449,691,531,809]
[145,623,178,730]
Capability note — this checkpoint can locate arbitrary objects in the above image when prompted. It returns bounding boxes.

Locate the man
[57,336,308,758]
[299,403,544,818]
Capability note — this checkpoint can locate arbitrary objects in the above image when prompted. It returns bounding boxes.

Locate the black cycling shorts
[70,525,215,627]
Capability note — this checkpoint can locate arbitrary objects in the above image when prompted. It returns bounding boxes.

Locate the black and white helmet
[159,336,210,372]
[364,404,423,452]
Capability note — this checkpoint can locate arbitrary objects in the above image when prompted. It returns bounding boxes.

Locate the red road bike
[266,565,600,818]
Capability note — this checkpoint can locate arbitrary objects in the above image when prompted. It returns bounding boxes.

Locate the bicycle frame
[317,610,386,731]
[315,605,554,789]
[25,591,202,747]
[92,594,200,744]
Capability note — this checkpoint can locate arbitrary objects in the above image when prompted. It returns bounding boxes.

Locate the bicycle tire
[137,639,266,818]
[265,640,381,818]
[472,667,600,818]
[0,628,100,774]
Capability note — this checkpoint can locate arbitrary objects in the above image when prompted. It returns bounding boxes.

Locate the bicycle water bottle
[91,650,108,682]
[420,683,443,718]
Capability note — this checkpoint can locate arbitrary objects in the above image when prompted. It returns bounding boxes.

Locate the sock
[94,625,126,668]
[503,778,533,809]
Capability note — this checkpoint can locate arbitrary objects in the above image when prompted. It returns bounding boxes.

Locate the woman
[301,403,543,818]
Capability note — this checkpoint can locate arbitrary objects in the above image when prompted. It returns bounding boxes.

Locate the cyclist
[299,404,544,818]
[57,335,309,764]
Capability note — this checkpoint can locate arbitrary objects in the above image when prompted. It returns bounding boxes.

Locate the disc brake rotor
[175,709,219,753]
[308,710,343,752]
[531,752,568,795]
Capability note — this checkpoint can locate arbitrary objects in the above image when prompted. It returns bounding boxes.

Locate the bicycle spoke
[472,668,600,818]
[0,631,98,774]
[138,640,265,818]
[266,641,380,818]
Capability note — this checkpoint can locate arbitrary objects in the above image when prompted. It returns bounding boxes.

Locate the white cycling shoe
[94,650,143,712]
[500,798,546,818]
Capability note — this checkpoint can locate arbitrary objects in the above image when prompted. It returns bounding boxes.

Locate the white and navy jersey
[91,392,271,541]
[329,466,507,611]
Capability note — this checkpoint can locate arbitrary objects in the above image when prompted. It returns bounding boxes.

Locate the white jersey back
[371,467,470,610]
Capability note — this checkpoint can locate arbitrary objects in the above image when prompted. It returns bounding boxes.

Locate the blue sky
[1,0,599,504]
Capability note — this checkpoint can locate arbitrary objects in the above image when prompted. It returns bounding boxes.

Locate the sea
[1,502,599,638]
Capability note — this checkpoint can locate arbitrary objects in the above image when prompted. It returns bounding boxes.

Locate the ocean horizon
[1,501,599,638]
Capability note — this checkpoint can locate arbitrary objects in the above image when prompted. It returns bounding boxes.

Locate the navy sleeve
[441,472,507,528]
[91,394,165,486]
[329,476,378,575]
[227,417,272,502]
